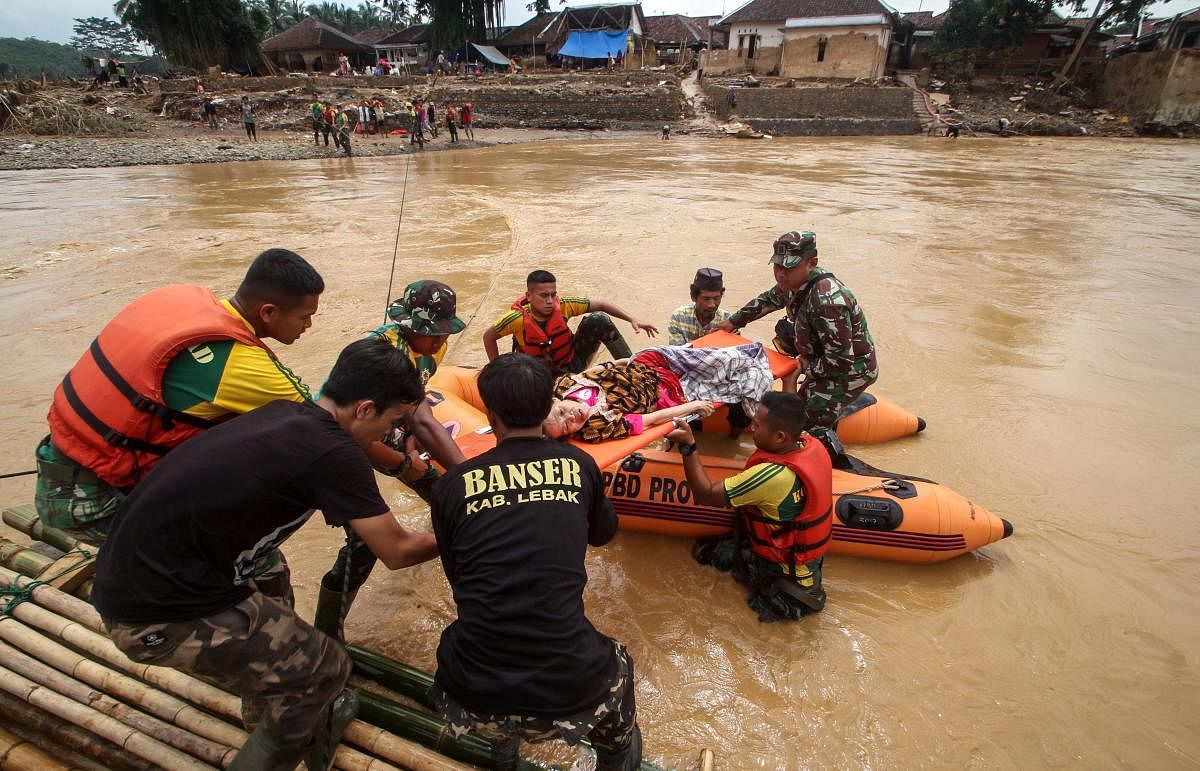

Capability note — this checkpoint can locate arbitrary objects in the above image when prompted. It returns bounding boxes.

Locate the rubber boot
[488,735,520,771]
[595,723,642,771]
[312,587,357,640]
[229,726,305,771]
[303,689,359,771]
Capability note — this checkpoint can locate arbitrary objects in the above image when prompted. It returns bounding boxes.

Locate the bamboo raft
[0,504,708,770]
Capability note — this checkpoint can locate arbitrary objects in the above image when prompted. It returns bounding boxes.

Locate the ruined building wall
[779,27,890,80]
[1104,49,1200,126]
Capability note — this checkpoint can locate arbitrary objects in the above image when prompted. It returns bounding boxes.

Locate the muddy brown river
[2,136,1198,769]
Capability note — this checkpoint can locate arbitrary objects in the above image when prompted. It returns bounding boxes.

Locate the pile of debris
[0,82,139,135]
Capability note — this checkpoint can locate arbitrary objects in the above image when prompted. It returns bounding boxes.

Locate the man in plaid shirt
[667,268,732,346]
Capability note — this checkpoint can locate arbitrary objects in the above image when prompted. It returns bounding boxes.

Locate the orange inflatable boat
[426,365,1011,564]
[603,450,1011,563]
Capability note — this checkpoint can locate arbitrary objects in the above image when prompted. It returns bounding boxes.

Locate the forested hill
[0,38,87,79]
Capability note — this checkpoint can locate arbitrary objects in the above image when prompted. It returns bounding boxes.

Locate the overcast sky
[2,0,1196,44]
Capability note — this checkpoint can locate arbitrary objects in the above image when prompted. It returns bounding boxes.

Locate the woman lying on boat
[542,342,774,442]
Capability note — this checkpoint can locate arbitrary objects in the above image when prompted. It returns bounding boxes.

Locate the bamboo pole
[1,504,81,553]
[0,689,157,771]
[0,536,54,577]
[0,615,247,749]
[0,568,451,771]
[0,641,237,766]
[0,661,215,770]
[0,724,72,771]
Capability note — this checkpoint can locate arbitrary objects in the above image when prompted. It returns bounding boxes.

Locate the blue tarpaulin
[558,29,628,59]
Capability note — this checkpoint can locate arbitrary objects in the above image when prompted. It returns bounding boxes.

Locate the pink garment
[625,413,645,435]
[564,386,600,408]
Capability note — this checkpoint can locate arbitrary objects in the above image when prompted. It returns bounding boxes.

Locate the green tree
[0,37,90,78]
[69,16,142,57]
[249,0,299,35]
[428,0,502,49]
[115,0,265,72]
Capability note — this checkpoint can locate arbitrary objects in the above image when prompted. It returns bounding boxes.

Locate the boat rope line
[0,546,96,618]
[0,470,37,480]
[442,211,519,361]
[382,150,414,324]
[833,479,904,496]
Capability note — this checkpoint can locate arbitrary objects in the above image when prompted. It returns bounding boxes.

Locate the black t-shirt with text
[431,436,619,717]
[92,400,388,623]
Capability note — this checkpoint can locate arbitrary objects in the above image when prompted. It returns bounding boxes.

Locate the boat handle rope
[0,469,37,480]
[833,478,904,496]
[0,545,96,618]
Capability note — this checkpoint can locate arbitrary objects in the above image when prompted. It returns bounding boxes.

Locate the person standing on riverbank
[93,338,440,771]
[460,102,474,140]
[446,103,459,143]
[483,270,658,375]
[310,99,325,145]
[667,267,731,345]
[427,353,642,771]
[203,97,218,130]
[313,280,467,638]
[240,96,257,141]
[35,249,321,597]
[719,231,877,447]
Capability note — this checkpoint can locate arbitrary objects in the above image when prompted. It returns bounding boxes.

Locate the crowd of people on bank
[31,231,877,770]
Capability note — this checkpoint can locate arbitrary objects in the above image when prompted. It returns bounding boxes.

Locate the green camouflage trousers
[429,642,638,769]
[105,591,350,747]
[694,535,826,622]
[799,373,877,444]
[567,313,633,374]
[34,436,123,543]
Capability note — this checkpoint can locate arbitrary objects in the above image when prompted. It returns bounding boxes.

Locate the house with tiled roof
[494,12,560,63]
[644,14,708,63]
[690,15,730,49]
[355,27,397,46]
[703,0,906,79]
[261,18,374,73]
[902,9,944,67]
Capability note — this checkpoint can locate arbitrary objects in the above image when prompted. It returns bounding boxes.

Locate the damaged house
[261,18,374,73]
[703,0,908,80]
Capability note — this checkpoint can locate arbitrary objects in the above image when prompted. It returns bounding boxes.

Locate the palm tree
[249,0,296,35]
[115,0,263,71]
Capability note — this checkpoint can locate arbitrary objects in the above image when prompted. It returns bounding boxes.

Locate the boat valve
[621,453,646,473]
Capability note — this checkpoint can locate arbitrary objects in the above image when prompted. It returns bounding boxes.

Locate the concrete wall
[730,21,787,51]
[702,83,920,134]
[1104,49,1200,126]
[779,25,890,80]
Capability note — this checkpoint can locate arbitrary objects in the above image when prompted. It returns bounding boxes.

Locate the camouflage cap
[768,231,817,269]
[387,280,465,336]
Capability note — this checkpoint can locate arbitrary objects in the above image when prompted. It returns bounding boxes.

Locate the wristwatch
[678,443,698,457]
[391,454,413,477]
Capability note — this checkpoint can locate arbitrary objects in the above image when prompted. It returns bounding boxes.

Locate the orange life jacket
[738,438,833,572]
[511,297,575,370]
[46,285,270,489]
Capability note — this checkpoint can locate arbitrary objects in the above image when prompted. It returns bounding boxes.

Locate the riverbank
[0,126,649,170]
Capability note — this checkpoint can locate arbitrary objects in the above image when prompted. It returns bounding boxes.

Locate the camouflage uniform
[428,642,639,771]
[104,591,350,745]
[694,536,825,622]
[321,280,464,621]
[729,231,877,443]
[567,313,632,372]
[787,267,877,443]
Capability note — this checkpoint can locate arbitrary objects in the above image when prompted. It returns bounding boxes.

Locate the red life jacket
[511,297,575,370]
[46,285,270,489]
[738,438,833,572]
